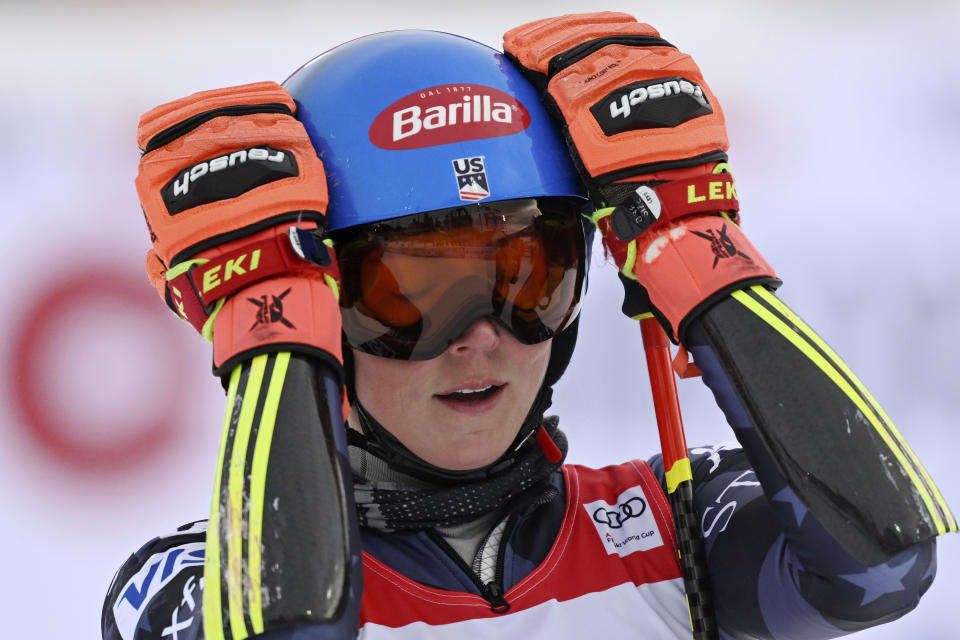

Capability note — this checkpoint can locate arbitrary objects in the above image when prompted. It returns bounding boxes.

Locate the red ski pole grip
[641,317,689,470]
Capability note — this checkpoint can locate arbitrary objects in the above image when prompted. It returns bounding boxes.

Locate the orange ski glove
[136,81,342,378]
[503,13,779,342]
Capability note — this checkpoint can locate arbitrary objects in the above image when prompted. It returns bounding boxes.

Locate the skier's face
[351,317,551,471]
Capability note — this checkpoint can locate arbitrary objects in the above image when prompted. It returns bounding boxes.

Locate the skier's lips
[434,381,506,414]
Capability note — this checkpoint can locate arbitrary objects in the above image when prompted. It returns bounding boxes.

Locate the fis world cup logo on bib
[585,485,664,558]
[369,84,531,150]
[452,156,489,201]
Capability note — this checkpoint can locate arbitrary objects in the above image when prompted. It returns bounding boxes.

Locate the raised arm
[504,11,953,638]
[643,320,941,637]
[103,82,362,639]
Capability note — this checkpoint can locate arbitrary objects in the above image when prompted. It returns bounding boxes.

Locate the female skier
[103,13,952,640]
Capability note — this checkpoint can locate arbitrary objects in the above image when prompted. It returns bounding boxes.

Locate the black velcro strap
[546,34,675,78]
[143,102,293,153]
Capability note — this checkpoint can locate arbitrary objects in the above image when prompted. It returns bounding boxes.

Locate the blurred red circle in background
[9,271,189,471]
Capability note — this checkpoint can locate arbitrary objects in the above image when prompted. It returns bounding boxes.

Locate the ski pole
[640,316,717,640]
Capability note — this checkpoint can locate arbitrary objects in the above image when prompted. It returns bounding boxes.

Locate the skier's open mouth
[436,384,504,403]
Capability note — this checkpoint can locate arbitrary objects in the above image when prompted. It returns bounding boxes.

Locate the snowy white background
[1,0,958,637]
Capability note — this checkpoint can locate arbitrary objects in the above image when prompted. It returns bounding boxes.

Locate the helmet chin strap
[346,384,555,486]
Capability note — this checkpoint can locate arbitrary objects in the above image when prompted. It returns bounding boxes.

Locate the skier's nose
[448,318,501,355]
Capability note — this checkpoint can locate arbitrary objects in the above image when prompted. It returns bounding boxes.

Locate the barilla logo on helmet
[369,84,531,150]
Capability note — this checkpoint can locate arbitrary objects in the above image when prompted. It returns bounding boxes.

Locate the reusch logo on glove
[590,76,713,136]
[161,146,298,215]
[369,84,530,150]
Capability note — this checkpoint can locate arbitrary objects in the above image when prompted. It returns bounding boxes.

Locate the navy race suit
[101,336,937,639]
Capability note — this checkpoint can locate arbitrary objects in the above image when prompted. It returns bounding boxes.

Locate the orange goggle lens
[334,198,586,360]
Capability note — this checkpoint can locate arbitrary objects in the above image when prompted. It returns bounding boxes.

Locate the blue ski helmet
[283,29,587,231]
[284,30,590,387]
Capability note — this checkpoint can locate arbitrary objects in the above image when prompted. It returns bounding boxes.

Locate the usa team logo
[452,156,490,201]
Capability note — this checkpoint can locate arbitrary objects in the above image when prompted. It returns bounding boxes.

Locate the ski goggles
[334,197,587,360]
